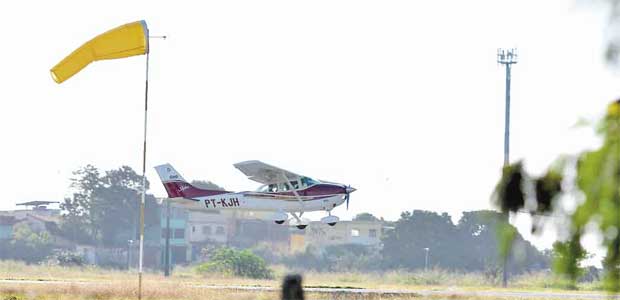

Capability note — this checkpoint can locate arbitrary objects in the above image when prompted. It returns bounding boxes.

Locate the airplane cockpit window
[300,176,318,187]
[279,182,291,191]
[268,184,278,192]
[290,180,299,190]
[258,185,270,192]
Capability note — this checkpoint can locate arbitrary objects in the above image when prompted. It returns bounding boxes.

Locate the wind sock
[51,20,148,84]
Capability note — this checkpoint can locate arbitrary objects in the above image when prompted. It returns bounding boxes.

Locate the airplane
[154,160,356,229]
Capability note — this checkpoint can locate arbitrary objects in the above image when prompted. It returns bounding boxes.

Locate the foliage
[492,100,620,292]
[381,210,548,273]
[45,250,86,267]
[276,244,381,272]
[353,212,379,222]
[59,165,160,247]
[196,247,273,279]
[0,223,54,263]
[551,240,588,289]
[493,162,526,213]
[191,180,226,191]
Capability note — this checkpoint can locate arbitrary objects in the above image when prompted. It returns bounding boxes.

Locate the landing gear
[296,225,307,230]
[321,214,339,227]
[275,220,285,225]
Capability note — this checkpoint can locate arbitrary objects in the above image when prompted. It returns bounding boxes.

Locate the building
[0,201,63,240]
[160,203,189,265]
[0,201,61,219]
[188,211,229,244]
[186,210,229,261]
[294,220,384,251]
[231,218,290,249]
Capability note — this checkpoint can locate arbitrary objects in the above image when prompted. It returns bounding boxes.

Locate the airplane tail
[154,163,229,199]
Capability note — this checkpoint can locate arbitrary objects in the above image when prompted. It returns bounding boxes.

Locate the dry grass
[0,261,608,300]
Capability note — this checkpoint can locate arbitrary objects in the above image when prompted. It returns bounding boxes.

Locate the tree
[60,165,160,247]
[353,212,379,222]
[381,210,548,272]
[552,240,588,289]
[191,180,226,191]
[381,210,461,270]
[60,165,101,244]
[8,223,54,262]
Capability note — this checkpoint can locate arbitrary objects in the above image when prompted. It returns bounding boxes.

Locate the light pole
[424,248,430,271]
[127,240,134,270]
[497,48,518,288]
[164,201,171,276]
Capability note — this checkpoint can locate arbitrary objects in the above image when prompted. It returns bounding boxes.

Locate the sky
[1,0,619,263]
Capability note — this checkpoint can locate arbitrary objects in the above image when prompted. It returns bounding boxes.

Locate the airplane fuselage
[170,191,346,212]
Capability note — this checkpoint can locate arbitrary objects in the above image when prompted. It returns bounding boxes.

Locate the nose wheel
[275,220,285,224]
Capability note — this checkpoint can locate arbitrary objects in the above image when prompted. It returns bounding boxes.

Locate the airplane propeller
[344,185,356,210]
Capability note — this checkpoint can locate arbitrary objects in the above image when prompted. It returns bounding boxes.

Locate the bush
[1,224,54,263]
[196,247,273,279]
[46,250,86,267]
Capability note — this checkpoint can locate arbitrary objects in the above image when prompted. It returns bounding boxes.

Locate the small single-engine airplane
[154,161,356,229]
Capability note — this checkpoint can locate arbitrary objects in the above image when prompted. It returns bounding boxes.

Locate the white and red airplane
[154,161,356,229]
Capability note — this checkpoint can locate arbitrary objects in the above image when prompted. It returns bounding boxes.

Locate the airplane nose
[345,186,356,194]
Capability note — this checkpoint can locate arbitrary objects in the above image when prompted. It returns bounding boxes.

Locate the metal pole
[424,248,429,271]
[138,50,150,300]
[504,64,511,166]
[502,55,511,287]
[128,240,133,270]
[497,48,517,288]
[502,62,511,289]
[164,201,171,276]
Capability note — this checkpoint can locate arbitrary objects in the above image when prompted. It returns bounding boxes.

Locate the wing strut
[290,212,302,223]
[281,172,304,211]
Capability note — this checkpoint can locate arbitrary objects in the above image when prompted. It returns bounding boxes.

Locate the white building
[187,211,229,244]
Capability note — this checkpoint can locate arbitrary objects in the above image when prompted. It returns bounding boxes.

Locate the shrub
[196,247,273,279]
[45,250,86,267]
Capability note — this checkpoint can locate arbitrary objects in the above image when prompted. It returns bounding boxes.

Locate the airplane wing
[233,160,302,184]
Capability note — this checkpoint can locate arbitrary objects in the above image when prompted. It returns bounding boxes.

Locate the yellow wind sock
[51,20,148,84]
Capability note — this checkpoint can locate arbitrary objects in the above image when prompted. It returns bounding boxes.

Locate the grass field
[0,261,607,300]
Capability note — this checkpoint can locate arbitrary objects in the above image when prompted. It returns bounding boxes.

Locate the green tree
[353,212,379,221]
[381,210,461,270]
[552,240,588,289]
[9,223,54,262]
[60,165,101,244]
[191,180,226,191]
[60,165,160,247]
[382,210,548,272]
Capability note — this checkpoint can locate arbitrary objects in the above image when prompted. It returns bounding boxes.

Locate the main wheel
[296,225,307,230]
[327,222,337,226]
[275,220,285,224]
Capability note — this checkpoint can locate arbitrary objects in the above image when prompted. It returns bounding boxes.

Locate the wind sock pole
[138,49,149,300]
[138,33,166,300]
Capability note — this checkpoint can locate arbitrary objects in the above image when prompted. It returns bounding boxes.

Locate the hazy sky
[1,0,619,261]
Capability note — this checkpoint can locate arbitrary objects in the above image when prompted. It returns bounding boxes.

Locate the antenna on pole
[497,47,518,165]
[497,47,518,288]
